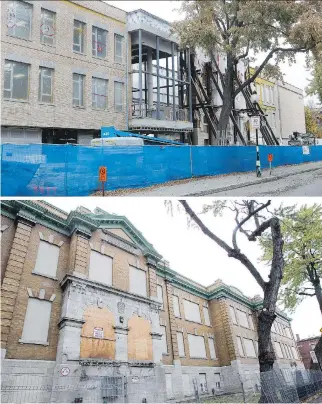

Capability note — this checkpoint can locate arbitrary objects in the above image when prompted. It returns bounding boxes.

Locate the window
[33,241,59,278]
[275,342,283,358]
[89,251,112,285]
[40,8,55,45]
[248,315,254,330]
[182,374,191,395]
[183,300,201,323]
[73,20,86,53]
[172,295,181,317]
[237,310,249,328]
[114,34,123,63]
[114,82,123,112]
[92,77,107,109]
[208,337,216,359]
[157,285,164,309]
[236,336,244,357]
[214,373,221,390]
[4,60,29,101]
[7,0,32,40]
[39,67,54,103]
[203,306,211,326]
[160,325,168,354]
[187,334,207,358]
[291,346,299,360]
[73,74,85,107]
[199,373,208,393]
[244,338,256,358]
[129,266,147,296]
[21,298,51,343]
[177,332,185,357]
[92,26,107,58]
[230,306,237,324]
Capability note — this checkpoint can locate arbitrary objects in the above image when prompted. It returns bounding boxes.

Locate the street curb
[183,165,322,197]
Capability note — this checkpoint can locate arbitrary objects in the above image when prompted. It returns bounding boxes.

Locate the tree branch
[179,200,266,290]
[248,219,272,241]
[233,46,311,97]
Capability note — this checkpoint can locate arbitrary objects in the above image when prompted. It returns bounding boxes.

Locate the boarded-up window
[184,300,201,323]
[188,334,206,358]
[199,373,208,393]
[237,310,249,328]
[214,373,221,389]
[177,332,185,357]
[236,336,244,357]
[89,251,112,285]
[291,346,299,360]
[244,338,256,357]
[203,306,211,326]
[33,240,59,278]
[165,374,173,398]
[157,285,163,309]
[173,295,181,317]
[127,315,152,361]
[248,315,254,330]
[285,327,292,339]
[129,266,147,296]
[183,374,191,395]
[275,342,283,358]
[21,298,51,343]
[209,337,216,359]
[230,306,237,324]
[160,325,168,354]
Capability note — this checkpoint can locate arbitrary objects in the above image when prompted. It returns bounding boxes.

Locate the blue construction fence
[1,144,321,196]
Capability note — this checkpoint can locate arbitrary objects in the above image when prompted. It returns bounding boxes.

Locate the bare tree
[167,199,284,382]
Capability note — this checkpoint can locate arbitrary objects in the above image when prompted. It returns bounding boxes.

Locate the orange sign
[268,154,273,162]
[99,166,107,182]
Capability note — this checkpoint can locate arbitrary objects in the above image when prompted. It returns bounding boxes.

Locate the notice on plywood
[93,327,104,339]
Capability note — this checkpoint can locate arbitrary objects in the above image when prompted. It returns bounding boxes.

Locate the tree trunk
[257,217,284,403]
[313,277,322,314]
[218,53,234,134]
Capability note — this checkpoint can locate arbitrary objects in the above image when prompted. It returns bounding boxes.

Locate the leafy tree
[174,0,322,131]
[306,61,322,105]
[166,199,284,386]
[305,106,318,133]
[260,204,322,314]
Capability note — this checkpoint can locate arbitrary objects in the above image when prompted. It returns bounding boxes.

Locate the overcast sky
[43,197,321,340]
[106,0,317,105]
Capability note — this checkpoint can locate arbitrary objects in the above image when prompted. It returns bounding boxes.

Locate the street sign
[251,116,261,129]
[99,166,107,182]
[302,145,310,155]
[268,154,273,162]
[60,367,70,376]
[93,327,104,339]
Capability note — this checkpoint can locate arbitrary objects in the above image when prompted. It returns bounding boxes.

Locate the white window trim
[92,26,108,58]
[4,60,30,101]
[114,34,123,64]
[92,77,108,110]
[73,20,85,54]
[114,81,124,112]
[39,67,54,103]
[40,8,56,45]
[73,73,85,107]
[172,294,181,318]
[32,240,60,279]
[7,0,33,40]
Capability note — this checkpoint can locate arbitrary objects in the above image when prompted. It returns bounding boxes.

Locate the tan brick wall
[89,229,148,293]
[1,0,129,131]
[1,216,16,283]
[4,223,70,360]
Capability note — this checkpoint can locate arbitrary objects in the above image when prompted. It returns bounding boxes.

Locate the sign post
[251,116,261,177]
[99,166,107,196]
[268,153,273,175]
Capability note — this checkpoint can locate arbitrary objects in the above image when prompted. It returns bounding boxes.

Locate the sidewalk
[98,161,322,197]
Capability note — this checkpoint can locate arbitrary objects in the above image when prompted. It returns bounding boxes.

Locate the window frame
[230,306,238,325]
[208,337,217,360]
[88,250,113,286]
[7,0,33,40]
[39,67,54,104]
[237,309,249,328]
[129,266,147,297]
[32,240,60,279]
[160,325,168,354]
[4,60,30,101]
[187,334,207,359]
[40,8,56,46]
[114,34,123,64]
[73,73,85,107]
[203,306,211,326]
[172,295,181,318]
[243,338,257,358]
[177,331,185,357]
[92,26,108,59]
[183,299,201,324]
[92,77,108,110]
[114,81,124,112]
[20,298,52,345]
[73,20,86,54]
[236,336,245,357]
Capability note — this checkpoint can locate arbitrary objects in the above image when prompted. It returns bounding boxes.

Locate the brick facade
[1,0,128,141]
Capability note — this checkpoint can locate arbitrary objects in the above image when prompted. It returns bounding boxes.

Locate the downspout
[125,19,129,130]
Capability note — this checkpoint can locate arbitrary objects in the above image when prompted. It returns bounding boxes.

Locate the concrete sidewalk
[99,161,321,197]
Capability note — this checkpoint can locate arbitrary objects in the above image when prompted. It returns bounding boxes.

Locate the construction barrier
[1,144,321,196]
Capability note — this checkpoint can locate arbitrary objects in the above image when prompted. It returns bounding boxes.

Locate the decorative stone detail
[38,232,64,247]
[39,289,45,299]
[114,326,129,335]
[71,282,87,294]
[58,317,85,329]
[150,332,162,340]
[102,230,141,256]
[97,297,103,308]
[117,300,125,314]
[27,288,33,297]
[50,294,56,302]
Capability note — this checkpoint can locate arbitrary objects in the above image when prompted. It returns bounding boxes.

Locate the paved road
[213,168,322,196]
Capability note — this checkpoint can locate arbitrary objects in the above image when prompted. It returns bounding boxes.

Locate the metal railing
[130,103,190,122]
